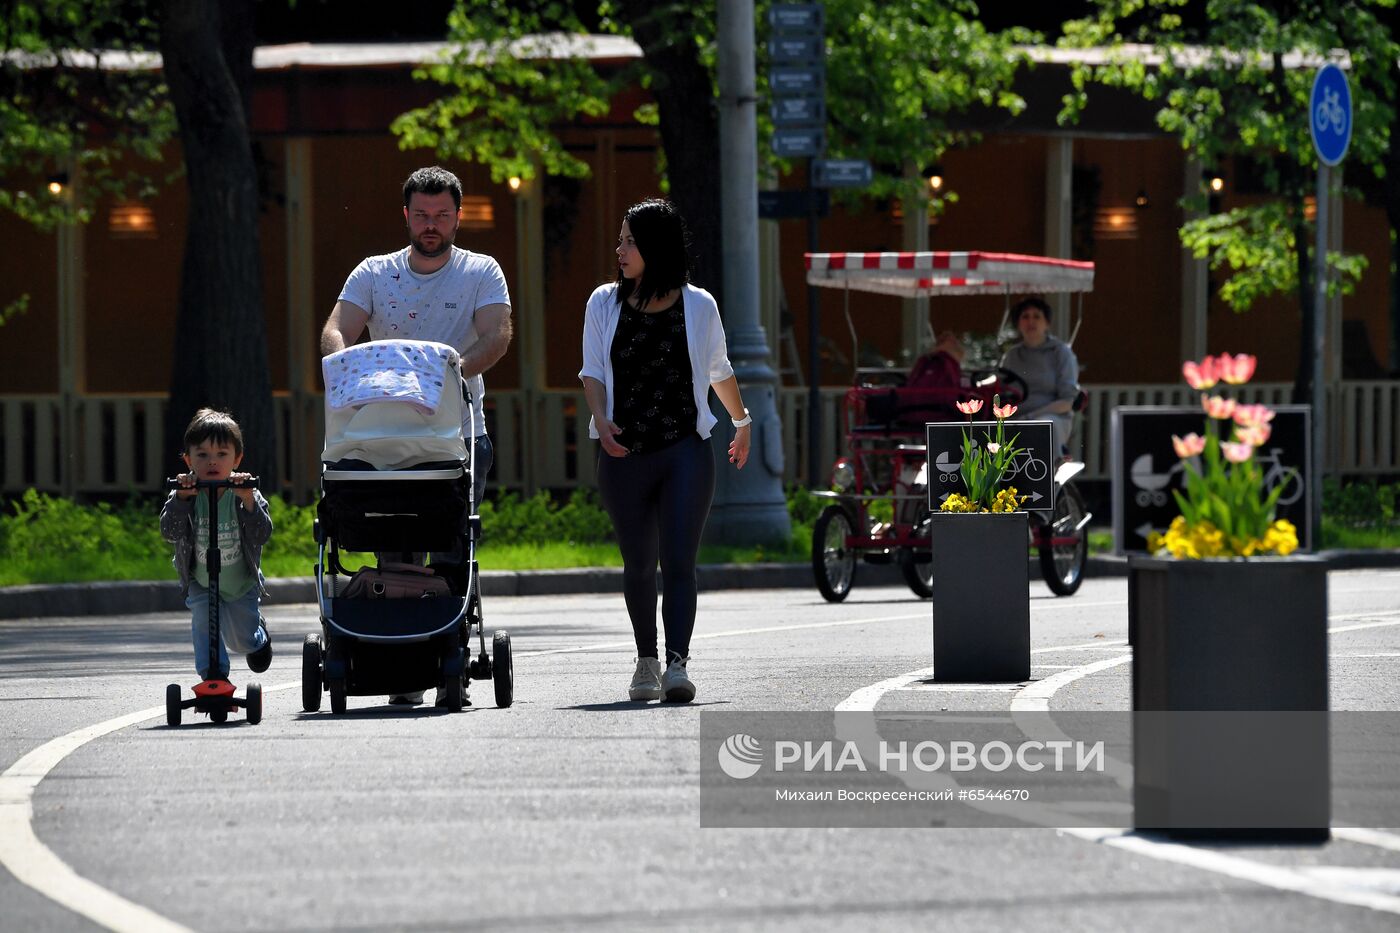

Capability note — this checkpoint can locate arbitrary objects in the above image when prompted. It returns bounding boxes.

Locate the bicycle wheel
[1039,484,1088,596]
[812,506,857,603]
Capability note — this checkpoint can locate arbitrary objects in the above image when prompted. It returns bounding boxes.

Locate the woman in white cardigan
[579,199,751,704]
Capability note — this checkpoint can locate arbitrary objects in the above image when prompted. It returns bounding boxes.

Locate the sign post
[1309,63,1351,550]
[767,3,827,487]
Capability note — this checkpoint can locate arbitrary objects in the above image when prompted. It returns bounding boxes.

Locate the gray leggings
[597,434,715,662]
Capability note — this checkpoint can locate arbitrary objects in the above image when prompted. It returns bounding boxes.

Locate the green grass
[3,481,1396,587]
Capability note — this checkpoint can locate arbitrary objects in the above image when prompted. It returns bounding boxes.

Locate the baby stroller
[303,339,514,714]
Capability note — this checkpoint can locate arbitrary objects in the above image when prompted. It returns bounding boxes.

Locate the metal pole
[712,0,791,545]
[1311,163,1328,551]
[806,172,821,487]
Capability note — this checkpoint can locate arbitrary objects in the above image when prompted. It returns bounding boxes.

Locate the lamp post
[709,0,791,545]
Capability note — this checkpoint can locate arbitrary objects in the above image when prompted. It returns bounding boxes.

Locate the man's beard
[410,228,455,258]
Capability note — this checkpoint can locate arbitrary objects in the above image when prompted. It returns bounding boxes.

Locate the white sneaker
[628,657,663,701]
[661,657,695,703]
[387,691,425,706]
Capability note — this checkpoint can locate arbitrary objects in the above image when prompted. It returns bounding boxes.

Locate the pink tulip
[1216,353,1257,385]
[1232,403,1276,428]
[992,401,1017,419]
[1235,423,1271,447]
[1172,433,1206,458]
[1220,441,1254,463]
[1201,395,1237,420]
[1182,357,1219,390]
[986,442,1001,454]
[955,398,984,415]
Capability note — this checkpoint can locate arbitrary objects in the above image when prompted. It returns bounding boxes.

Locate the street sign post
[1309,63,1351,551]
[771,96,824,127]
[925,421,1055,513]
[1310,63,1352,167]
[772,128,824,158]
[812,158,873,188]
[758,188,829,220]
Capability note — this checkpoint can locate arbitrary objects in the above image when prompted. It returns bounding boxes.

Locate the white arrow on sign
[1134,522,1158,540]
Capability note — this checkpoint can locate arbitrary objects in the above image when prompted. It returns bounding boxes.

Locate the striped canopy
[804,251,1095,297]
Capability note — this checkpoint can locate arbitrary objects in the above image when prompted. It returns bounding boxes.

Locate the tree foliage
[392,0,1036,286]
[1058,0,1398,313]
[0,1,173,230]
[1058,0,1400,395]
[0,0,174,323]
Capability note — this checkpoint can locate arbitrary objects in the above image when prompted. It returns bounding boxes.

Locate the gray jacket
[159,490,273,596]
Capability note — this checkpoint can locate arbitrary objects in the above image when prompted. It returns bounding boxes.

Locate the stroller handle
[164,475,260,491]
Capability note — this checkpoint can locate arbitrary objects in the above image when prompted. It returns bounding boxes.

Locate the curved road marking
[0,683,299,933]
[835,617,1400,917]
[6,606,1398,929]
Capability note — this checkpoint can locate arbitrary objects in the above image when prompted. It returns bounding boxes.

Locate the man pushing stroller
[319,165,512,706]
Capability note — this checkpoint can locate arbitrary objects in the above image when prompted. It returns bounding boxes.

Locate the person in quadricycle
[159,408,273,682]
[579,198,751,704]
[1000,296,1080,457]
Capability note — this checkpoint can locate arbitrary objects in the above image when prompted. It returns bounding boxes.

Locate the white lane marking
[520,612,928,658]
[835,613,1400,915]
[1333,828,1400,853]
[1010,655,1133,713]
[1061,827,1400,915]
[898,683,1026,692]
[0,682,298,933]
[1330,617,1400,634]
[1335,653,1400,660]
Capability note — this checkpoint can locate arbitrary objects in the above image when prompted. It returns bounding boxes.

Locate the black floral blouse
[610,295,696,455]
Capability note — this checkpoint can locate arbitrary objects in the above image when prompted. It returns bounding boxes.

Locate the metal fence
[3,381,1397,501]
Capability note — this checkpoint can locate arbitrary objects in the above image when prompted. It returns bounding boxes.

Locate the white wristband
[732,408,752,428]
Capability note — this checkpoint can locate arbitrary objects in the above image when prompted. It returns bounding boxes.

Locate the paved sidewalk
[2,550,1398,619]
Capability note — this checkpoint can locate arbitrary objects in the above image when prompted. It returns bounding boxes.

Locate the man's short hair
[403,166,463,210]
[1012,296,1052,322]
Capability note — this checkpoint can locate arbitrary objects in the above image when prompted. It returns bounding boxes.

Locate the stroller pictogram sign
[925,420,1055,512]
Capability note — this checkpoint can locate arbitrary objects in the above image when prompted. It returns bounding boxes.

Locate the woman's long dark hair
[615,198,691,309]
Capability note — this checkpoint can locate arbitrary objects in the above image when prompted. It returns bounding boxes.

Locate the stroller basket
[319,464,469,554]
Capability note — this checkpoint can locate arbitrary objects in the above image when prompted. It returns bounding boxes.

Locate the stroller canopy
[321,340,469,470]
[805,251,1095,298]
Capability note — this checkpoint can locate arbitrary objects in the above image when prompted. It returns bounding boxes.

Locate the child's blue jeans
[185,581,267,680]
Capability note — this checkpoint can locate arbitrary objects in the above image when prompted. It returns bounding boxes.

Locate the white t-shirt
[338,246,511,437]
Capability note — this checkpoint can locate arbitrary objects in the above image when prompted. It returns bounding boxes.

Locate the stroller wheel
[329,679,347,715]
[302,634,323,713]
[246,683,263,725]
[443,674,465,712]
[165,683,182,727]
[492,631,514,709]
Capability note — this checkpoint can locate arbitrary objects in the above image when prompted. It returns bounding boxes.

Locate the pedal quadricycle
[803,251,1094,602]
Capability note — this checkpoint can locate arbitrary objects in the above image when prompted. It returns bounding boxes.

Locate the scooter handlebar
[164,475,260,491]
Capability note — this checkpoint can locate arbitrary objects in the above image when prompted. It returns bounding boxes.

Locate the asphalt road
[3,570,1400,932]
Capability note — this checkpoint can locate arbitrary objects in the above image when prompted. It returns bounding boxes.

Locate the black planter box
[1128,555,1329,841]
[930,512,1030,682]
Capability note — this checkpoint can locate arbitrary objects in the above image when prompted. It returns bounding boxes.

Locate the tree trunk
[616,1,723,295]
[159,0,277,486]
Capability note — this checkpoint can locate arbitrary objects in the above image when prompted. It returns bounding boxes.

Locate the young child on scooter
[159,408,274,681]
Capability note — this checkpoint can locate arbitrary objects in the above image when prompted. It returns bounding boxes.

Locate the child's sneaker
[246,626,272,674]
[628,657,663,701]
[388,691,425,705]
[661,657,695,703]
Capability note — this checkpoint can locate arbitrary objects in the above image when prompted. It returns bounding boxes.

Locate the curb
[0,552,1394,621]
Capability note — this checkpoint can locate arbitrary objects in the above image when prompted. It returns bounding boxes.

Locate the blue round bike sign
[1310,63,1352,166]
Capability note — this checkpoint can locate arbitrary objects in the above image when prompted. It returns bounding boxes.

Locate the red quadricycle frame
[803,251,1095,602]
